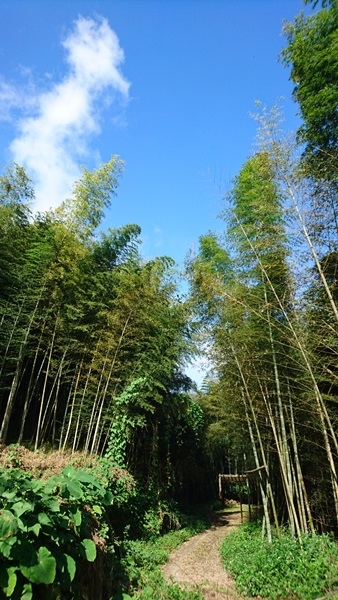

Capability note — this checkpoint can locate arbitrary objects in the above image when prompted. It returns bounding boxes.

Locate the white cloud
[185,354,213,389]
[0,81,22,120]
[0,16,130,212]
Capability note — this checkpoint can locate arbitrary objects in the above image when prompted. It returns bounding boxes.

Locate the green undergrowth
[115,506,210,599]
[0,448,211,600]
[220,520,338,600]
[0,460,135,599]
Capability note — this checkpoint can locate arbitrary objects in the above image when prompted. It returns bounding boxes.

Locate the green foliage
[92,224,141,270]
[123,507,209,570]
[117,508,209,599]
[226,151,289,290]
[0,163,34,208]
[0,158,198,506]
[0,465,113,599]
[303,1,333,7]
[282,3,338,178]
[188,148,297,513]
[104,378,152,468]
[220,522,338,599]
[185,400,204,438]
[125,572,203,600]
[57,155,124,240]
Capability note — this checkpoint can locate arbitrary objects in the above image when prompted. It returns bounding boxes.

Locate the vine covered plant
[0,463,122,599]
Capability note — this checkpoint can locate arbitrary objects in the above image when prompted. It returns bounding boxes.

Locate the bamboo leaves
[188,147,331,536]
[0,158,195,502]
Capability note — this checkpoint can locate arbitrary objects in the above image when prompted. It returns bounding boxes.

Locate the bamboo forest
[1,1,338,599]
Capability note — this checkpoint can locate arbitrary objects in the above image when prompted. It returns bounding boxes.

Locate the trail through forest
[162,510,246,600]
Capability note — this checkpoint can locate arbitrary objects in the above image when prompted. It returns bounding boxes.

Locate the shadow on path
[162,509,247,600]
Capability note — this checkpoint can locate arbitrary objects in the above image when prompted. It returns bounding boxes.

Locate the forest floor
[0,446,248,599]
[162,507,248,600]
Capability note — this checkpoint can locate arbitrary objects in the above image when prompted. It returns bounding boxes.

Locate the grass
[220,520,338,600]
[115,506,211,599]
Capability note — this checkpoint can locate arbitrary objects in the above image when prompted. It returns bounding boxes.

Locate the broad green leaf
[92,504,102,516]
[11,501,33,518]
[0,565,17,597]
[2,490,17,501]
[0,536,17,558]
[27,522,41,537]
[62,465,75,477]
[64,554,76,582]
[74,470,97,485]
[16,517,26,533]
[45,499,60,512]
[20,546,56,584]
[0,510,18,538]
[104,490,113,505]
[56,551,77,585]
[65,478,83,499]
[38,512,51,525]
[81,538,96,562]
[70,508,82,527]
[20,583,33,600]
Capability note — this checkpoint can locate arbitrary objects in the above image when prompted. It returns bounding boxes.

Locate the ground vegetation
[1,1,338,598]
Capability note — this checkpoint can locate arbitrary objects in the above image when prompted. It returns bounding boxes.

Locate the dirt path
[162,510,245,600]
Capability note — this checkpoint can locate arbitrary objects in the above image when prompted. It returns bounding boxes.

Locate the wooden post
[218,474,224,506]
[247,476,251,521]
[239,486,243,522]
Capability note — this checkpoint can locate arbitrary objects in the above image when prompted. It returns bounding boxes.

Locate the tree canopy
[2,0,338,540]
[282,2,338,179]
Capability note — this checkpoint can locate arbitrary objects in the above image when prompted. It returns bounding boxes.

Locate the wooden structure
[218,465,267,521]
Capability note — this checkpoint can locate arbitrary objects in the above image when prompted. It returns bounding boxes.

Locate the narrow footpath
[162,510,245,600]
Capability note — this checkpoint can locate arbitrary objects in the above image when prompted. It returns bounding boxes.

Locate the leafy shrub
[117,508,209,599]
[0,465,113,599]
[220,521,338,599]
[127,570,204,599]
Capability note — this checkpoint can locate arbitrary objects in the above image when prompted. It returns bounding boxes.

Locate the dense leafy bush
[0,465,118,599]
[0,456,210,599]
[220,521,338,599]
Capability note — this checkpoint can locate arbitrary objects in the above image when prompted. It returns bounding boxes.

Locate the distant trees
[282,1,338,180]
[0,158,206,501]
[185,0,338,536]
[188,120,338,533]
[2,0,338,536]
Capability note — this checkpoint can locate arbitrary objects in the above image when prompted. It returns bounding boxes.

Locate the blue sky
[0,0,313,266]
[0,0,314,385]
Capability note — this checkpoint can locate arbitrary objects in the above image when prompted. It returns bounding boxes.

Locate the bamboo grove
[0,157,207,499]
[1,0,338,540]
[188,0,338,537]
